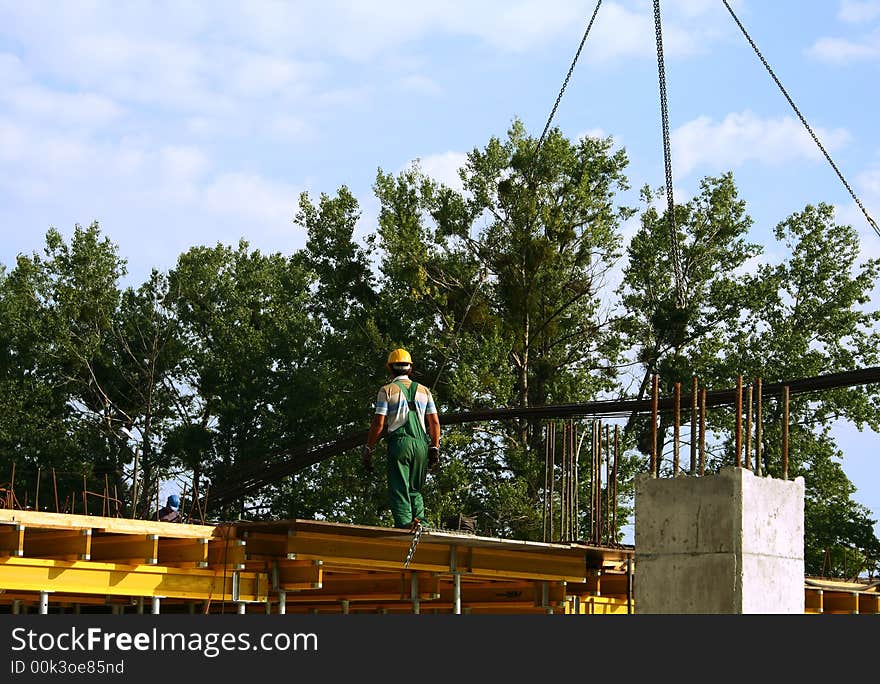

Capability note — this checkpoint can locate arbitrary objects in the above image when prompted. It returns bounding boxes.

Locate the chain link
[653,0,687,310]
[533,0,604,159]
[403,522,424,568]
[722,0,880,240]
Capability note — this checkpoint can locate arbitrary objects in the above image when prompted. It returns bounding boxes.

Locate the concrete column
[635,466,805,614]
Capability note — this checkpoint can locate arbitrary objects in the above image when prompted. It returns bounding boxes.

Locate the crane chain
[403,521,425,568]
[721,0,880,240]
[653,0,687,309]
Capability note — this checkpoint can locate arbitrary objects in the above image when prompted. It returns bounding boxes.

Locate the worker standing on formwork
[362,349,441,531]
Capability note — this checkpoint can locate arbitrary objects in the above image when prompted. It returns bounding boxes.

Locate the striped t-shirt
[374,376,438,433]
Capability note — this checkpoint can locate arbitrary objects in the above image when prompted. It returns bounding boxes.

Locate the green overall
[386,380,429,528]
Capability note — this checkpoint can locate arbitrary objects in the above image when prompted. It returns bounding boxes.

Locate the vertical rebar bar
[782,385,790,480]
[699,388,707,476]
[596,420,603,545]
[52,468,59,513]
[651,374,659,477]
[9,463,15,509]
[560,421,567,540]
[690,376,698,474]
[745,384,753,470]
[573,421,579,541]
[673,381,681,476]
[612,425,619,542]
[35,467,41,512]
[735,375,743,467]
[549,421,555,541]
[604,423,610,544]
[756,378,763,476]
[592,420,599,544]
[572,421,577,540]
[82,475,88,515]
[543,422,550,542]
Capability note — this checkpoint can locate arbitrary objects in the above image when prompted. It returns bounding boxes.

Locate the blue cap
[167,494,180,511]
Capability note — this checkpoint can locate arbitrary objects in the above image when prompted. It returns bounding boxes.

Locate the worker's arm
[426,412,440,448]
[362,414,385,471]
[366,413,386,449]
[426,412,441,470]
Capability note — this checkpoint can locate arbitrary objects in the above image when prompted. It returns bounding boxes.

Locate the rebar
[735,375,743,467]
[782,386,790,480]
[651,374,659,477]
[612,425,619,542]
[604,423,610,544]
[756,378,763,476]
[699,388,707,476]
[745,384,753,470]
[690,376,698,474]
[673,381,681,475]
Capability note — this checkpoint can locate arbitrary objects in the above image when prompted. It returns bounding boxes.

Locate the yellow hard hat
[386,348,412,369]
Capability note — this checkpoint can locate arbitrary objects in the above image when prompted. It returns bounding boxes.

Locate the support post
[278,591,287,615]
[151,596,161,615]
[39,591,49,615]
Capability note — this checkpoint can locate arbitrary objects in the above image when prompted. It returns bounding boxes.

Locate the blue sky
[1,1,879,532]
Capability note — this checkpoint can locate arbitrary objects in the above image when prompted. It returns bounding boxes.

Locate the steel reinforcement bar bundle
[205,366,880,512]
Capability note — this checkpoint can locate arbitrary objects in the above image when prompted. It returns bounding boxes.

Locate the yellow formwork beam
[23,529,91,560]
[157,537,210,566]
[0,509,216,538]
[286,531,592,581]
[0,524,24,557]
[0,557,268,602]
[90,534,158,565]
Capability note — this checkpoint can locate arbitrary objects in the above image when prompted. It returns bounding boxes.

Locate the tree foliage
[1,125,878,577]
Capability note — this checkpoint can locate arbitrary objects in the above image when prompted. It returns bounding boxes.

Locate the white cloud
[838,0,880,23]
[808,36,880,63]
[202,173,299,229]
[415,152,468,192]
[670,111,851,178]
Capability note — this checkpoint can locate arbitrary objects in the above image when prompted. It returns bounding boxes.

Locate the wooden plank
[804,589,823,613]
[158,538,209,565]
[90,534,158,564]
[858,593,880,615]
[207,538,246,569]
[275,560,323,590]
[23,529,91,560]
[242,531,295,559]
[0,556,267,601]
[0,509,216,538]
[822,592,859,614]
[295,572,440,602]
[0,524,24,557]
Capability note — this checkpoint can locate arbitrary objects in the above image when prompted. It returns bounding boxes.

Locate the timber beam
[0,557,267,602]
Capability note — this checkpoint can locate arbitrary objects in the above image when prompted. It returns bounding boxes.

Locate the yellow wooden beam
[0,557,267,602]
[90,534,158,565]
[242,531,296,559]
[157,538,209,566]
[0,509,216,538]
[295,572,439,601]
[0,524,24,557]
[822,592,859,614]
[275,560,323,590]
[23,529,91,560]
[207,538,246,570]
